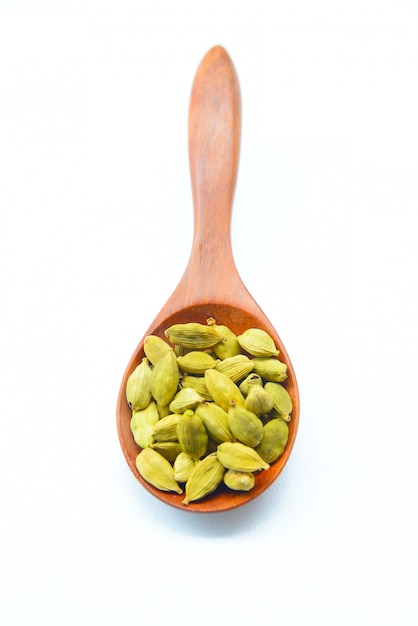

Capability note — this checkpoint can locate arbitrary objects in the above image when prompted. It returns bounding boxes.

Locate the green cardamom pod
[151,350,179,407]
[150,413,181,442]
[244,385,274,416]
[239,373,263,397]
[217,441,270,472]
[169,387,205,413]
[144,335,172,366]
[126,357,153,411]
[256,418,289,464]
[237,328,280,357]
[195,402,234,443]
[181,375,213,401]
[165,323,223,349]
[148,441,182,463]
[135,448,183,494]
[177,350,219,374]
[173,452,197,483]
[130,400,160,448]
[157,403,170,419]
[264,382,292,421]
[177,409,208,460]
[223,469,255,492]
[252,357,288,382]
[174,344,187,357]
[206,318,241,359]
[214,354,254,383]
[204,368,245,413]
[182,453,225,505]
[227,401,264,447]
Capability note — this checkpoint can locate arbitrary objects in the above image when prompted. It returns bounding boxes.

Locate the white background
[1,1,418,624]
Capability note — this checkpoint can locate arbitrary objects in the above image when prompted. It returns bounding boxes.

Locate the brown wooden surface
[116,45,300,513]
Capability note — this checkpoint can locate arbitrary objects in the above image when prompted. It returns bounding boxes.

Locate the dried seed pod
[181,375,213,401]
[237,328,279,357]
[244,385,274,416]
[206,318,241,359]
[223,469,255,492]
[227,401,264,447]
[195,402,234,443]
[214,354,254,383]
[182,453,225,505]
[130,400,160,448]
[256,418,289,464]
[252,357,288,382]
[264,382,292,421]
[239,373,263,397]
[151,413,181,442]
[136,448,183,494]
[169,387,205,413]
[177,410,208,460]
[173,452,197,483]
[174,344,187,357]
[217,442,270,472]
[151,350,179,407]
[126,358,153,411]
[204,368,245,413]
[144,335,172,366]
[148,441,182,463]
[165,323,223,349]
[177,351,219,375]
[157,403,170,419]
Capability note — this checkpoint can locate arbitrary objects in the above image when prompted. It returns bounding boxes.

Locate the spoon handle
[188,45,240,268]
[170,46,247,308]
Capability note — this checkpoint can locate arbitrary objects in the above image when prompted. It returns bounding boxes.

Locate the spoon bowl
[116,46,299,513]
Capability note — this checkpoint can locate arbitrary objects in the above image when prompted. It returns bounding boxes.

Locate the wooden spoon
[116,45,299,513]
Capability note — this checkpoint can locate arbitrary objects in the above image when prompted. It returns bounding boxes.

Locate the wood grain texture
[116,45,300,513]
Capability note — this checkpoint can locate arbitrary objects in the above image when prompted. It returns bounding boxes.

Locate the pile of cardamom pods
[126,318,292,506]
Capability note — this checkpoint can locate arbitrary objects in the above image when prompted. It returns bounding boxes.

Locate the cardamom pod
[177,409,208,460]
[165,323,223,349]
[151,349,179,407]
[204,368,245,413]
[174,344,188,357]
[244,385,274,416]
[136,448,183,494]
[177,350,219,374]
[217,441,270,472]
[181,375,213,401]
[256,418,289,464]
[264,382,292,421]
[223,469,255,492]
[173,452,197,483]
[148,441,183,463]
[239,373,263,397]
[227,401,264,447]
[182,453,225,505]
[144,335,172,366]
[157,403,170,419]
[126,358,153,411]
[237,328,280,357]
[130,400,160,448]
[195,402,234,443]
[206,318,241,359]
[151,413,181,442]
[252,357,288,382]
[214,354,254,383]
[169,387,205,413]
